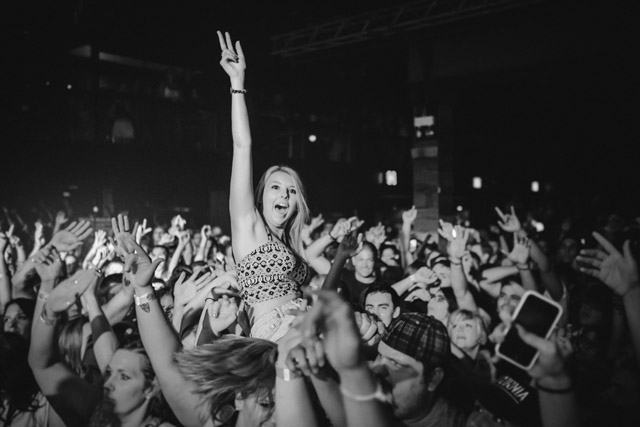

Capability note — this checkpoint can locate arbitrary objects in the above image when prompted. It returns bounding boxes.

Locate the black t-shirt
[340,270,383,310]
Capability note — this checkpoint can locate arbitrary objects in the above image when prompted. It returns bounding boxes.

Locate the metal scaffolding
[271,0,545,56]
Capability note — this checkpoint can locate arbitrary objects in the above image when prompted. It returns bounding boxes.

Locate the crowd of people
[1,31,639,427]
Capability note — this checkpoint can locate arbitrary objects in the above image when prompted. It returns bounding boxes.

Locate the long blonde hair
[255,165,310,258]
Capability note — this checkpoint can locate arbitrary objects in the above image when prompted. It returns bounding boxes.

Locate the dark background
[1,0,637,230]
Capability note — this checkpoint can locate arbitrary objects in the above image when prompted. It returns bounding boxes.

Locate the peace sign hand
[217,31,246,81]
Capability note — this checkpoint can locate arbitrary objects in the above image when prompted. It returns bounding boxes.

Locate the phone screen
[497,292,562,369]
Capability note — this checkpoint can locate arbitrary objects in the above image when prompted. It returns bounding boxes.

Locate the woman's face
[352,247,375,279]
[449,319,481,351]
[3,303,32,340]
[103,350,151,417]
[261,171,299,229]
[427,290,450,325]
[236,390,275,427]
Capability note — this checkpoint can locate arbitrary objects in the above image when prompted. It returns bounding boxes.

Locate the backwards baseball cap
[382,312,450,368]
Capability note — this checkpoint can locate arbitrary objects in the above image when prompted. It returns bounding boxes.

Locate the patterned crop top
[235,229,308,306]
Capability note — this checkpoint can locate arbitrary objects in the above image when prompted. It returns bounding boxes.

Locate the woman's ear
[145,377,160,400]
[234,392,245,411]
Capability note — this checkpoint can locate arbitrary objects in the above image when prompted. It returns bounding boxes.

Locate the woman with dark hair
[217,31,312,341]
[1,333,65,427]
[3,298,35,340]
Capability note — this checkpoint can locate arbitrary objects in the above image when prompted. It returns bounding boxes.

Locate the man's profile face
[365,292,399,327]
[372,341,428,419]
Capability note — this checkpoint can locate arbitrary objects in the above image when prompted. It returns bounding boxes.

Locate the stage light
[385,170,397,186]
[67,84,72,90]
[472,177,482,189]
[531,181,540,192]
[456,205,463,212]
[308,134,317,143]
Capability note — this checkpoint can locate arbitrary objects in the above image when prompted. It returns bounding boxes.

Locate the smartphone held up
[496,291,563,370]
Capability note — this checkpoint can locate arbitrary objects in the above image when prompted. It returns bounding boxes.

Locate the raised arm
[306,218,352,275]
[111,214,212,427]
[218,30,259,260]
[505,234,538,292]
[28,256,101,427]
[577,232,640,369]
[445,225,477,312]
[400,206,417,269]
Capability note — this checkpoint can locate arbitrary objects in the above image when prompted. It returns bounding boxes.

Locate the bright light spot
[413,115,434,127]
[472,177,482,189]
[531,181,540,192]
[67,84,72,90]
[416,129,422,138]
[532,220,545,232]
[92,206,99,213]
[62,192,71,198]
[308,134,317,143]
[456,205,463,212]
[452,229,457,238]
[385,170,398,186]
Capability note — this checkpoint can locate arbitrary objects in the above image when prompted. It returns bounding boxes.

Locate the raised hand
[365,222,386,248]
[516,325,573,388]
[447,225,469,260]
[33,246,63,283]
[54,211,68,226]
[200,224,212,240]
[402,205,418,225]
[135,219,152,244]
[111,214,163,289]
[217,31,246,80]
[507,234,532,266]
[299,290,364,373]
[46,269,100,313]
[173,270,214,308]
[309,214,325,233]
[49,220,93,252]
[329,218,351,242]
[577,232,639,297]
[92,230,107,249]
[335,231,362,260]
[495,206,522,233]
[438,219,455,242]
[34,221,45,246]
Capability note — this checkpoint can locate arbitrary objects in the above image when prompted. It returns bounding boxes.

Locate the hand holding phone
[495,291,563,370]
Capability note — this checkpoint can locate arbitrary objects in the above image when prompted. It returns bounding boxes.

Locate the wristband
[230,87,247,94]
[449,258,462,266]
[329,232,337,241]
[535,381,573,394]
[134,291,157,313]
[276,366,303,381]
[340,381,389,403]
[39,304,58,326]
[517,264,530,271]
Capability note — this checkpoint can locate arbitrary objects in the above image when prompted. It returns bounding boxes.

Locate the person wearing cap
[372,312,469,426]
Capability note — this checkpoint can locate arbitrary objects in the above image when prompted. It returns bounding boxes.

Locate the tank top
[235,227,308,306]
